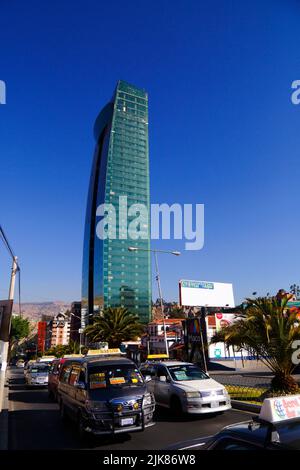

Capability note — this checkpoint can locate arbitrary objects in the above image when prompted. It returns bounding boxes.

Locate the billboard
[184,317,202,343]
[179,279,235,308]
[215,313,235,331]
[0,300,13,342]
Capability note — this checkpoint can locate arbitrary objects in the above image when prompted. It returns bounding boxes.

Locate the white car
[25,362,50,387]
[140,361,231,415]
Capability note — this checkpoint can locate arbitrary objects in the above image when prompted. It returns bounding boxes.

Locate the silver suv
[140,361,231,415]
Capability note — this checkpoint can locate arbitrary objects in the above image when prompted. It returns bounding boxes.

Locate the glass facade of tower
[82,81,151,326]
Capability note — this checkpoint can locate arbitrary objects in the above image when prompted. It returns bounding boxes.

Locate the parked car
[57,351,155,438]
[140,360,231,415]
[25,362,50,387]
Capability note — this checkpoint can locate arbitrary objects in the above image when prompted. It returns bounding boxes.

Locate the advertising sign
[215,313,235,331]
[185,317,201,343]
[0,300,13,342]
[259,395,300,423]
[179,280,235,308]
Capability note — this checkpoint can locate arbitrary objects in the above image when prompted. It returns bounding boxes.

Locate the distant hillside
[12,301,72,321]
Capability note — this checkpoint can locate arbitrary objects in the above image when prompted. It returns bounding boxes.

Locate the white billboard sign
[179,279,235,307]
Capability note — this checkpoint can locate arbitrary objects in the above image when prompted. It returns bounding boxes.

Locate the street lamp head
[171,251,181,256]
[128,246,138,252]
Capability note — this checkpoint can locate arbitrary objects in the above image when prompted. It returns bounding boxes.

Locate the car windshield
[88,365,144,390]
[30,364,50,373]
[167,365,209,381]
[276,421,300,449]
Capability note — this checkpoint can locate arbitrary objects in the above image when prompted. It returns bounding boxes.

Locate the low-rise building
[142,318,184,354]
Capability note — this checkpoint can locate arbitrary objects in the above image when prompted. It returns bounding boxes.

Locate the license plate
[121,417,134,426]
[211,401,219,408]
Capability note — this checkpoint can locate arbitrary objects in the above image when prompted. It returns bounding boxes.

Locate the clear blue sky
[0,0,300,305]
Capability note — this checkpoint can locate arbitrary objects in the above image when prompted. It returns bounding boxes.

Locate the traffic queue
[22,350,232,439]
[21,350,300,448]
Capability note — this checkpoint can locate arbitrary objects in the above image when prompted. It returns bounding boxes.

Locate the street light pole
[128,247,180,357]
[0,256,18,372]
[70,312,93,353]
[153,250,169,357]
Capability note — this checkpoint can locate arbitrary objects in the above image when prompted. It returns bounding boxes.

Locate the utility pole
[0,257,18,371]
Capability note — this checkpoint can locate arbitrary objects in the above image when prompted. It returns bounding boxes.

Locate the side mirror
[144,375,152,383]
[75,381,86,390]
[159,376,167,382]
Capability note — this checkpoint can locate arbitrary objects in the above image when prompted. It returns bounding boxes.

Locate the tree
[68,339,80,354]
[211,296,300,394]
[9,316,30,359]
[46,344,70,358]
[84,307,144,348]
[168,306,186,319]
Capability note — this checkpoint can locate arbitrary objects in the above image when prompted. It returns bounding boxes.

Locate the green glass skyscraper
[82,80,151,325]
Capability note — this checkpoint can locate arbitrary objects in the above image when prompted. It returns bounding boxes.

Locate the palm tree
[211,296,300,394]
[68,339,80,354]
[84,307,144,348]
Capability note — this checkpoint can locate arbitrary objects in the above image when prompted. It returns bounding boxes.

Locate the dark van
[57,354,155,437]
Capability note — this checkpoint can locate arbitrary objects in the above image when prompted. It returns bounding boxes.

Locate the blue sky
[0,0,300,305]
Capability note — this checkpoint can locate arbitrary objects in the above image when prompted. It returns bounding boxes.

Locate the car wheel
[170,396,183,417]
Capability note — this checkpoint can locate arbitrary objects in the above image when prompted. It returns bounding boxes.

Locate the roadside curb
[231,399,261,414]
[0,370,9,450]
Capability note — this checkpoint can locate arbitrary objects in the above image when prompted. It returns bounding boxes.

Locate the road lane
[8,368,255,450]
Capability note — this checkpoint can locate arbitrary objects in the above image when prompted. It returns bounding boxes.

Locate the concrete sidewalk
[0,369,9,450]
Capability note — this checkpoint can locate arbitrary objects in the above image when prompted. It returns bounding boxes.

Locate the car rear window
[276,421,300,449]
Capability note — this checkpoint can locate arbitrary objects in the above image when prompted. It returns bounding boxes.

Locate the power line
[0,225,16,260]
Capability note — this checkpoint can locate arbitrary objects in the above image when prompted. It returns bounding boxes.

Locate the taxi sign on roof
[147,354,169,360]
[259,394,300,423]
[38,356,56,362]
[86,348,125,356]
[62,354,84,358]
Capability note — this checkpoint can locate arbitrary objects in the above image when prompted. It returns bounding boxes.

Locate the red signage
[37,321,47,353]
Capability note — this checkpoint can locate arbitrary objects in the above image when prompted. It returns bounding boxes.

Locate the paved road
[8,368,255,450]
